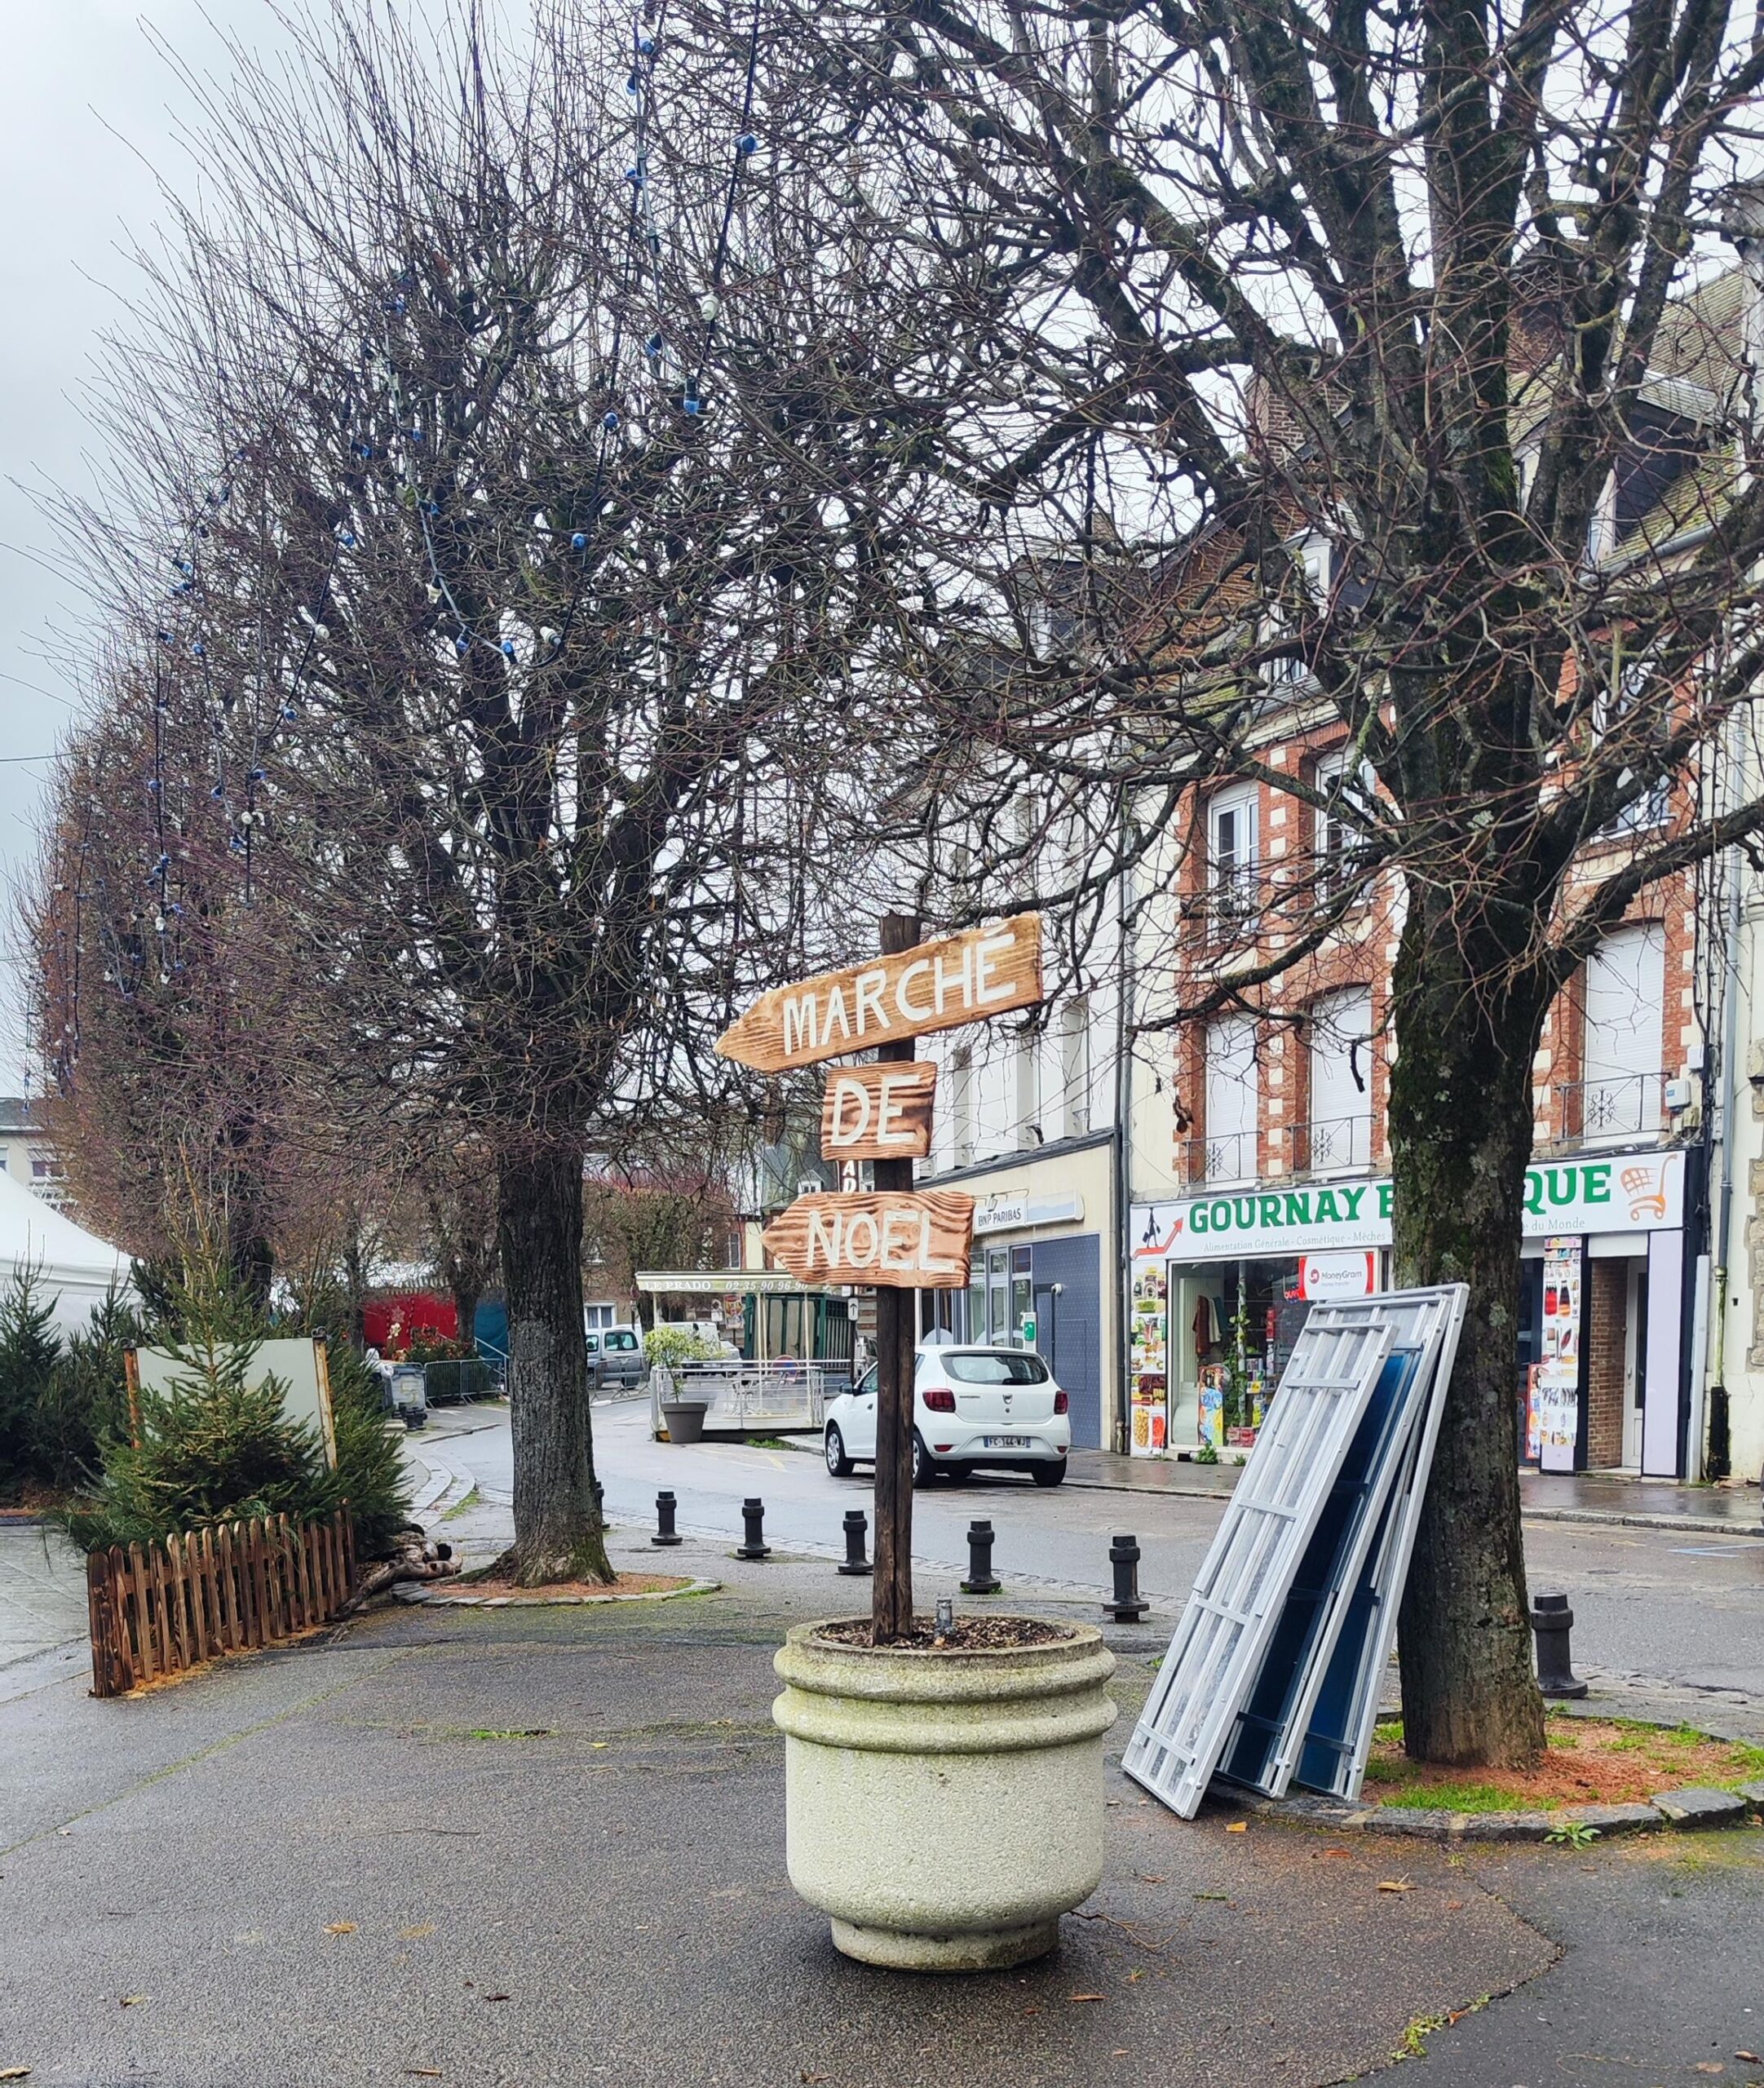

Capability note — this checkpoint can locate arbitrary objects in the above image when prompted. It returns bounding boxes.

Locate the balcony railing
[1554,1072,1667,1150]
[1180,1130,1258,1187]
[1289,1112,1373,1178]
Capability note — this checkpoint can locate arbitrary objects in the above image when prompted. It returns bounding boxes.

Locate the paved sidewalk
[1068,1446,1764,1533]
[0,1525,88,1670]
[9,1534,1764,2088]
[0,1539,1549,2088]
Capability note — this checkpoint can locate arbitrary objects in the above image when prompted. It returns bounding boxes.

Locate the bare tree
[710,0,1764,1758]
[28,657,343,1297]
[45,4,968,1583]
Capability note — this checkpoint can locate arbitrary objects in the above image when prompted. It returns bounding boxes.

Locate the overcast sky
[0,7,282,1080]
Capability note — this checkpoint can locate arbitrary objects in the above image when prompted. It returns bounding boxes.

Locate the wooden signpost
[724,908,1045,1642]
[762,1189,975,1290]
[820,1063,937,1163]
[715,914,1042,1074]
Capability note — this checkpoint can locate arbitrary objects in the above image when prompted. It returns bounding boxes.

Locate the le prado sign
[1133,1149,1687,1263]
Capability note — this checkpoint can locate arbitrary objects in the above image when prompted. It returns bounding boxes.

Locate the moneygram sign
[1138,1149,1686,1263]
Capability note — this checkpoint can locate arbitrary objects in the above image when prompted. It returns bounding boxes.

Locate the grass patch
[1369,1763,1557,1814]
[1364,1714,1764,1812]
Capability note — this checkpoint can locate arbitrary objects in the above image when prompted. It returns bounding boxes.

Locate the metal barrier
[649,1358,842,1437]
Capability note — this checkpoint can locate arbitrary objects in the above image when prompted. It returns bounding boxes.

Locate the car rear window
[944,1351,1050,1385]
[605,1331,639,1351]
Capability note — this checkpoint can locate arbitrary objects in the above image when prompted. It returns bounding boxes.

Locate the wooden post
[126,1542,153,1683]
[872,911,921,1643]
[87,1552,114,1697]
[123,1348,143,1450]
[218,1524,239,1651]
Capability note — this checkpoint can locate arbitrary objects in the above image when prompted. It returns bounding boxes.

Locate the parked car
[823,1345,1070,1487]
[586,1324,646,1392]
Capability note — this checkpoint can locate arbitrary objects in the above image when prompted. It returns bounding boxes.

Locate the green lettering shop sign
[1131,1149,1685,1265]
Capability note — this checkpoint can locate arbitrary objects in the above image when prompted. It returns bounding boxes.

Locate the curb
[396,1575,721,1608]
[1213,1779,1764,1843]
[1520,1506,1764,1539]
[1065,1468,1763,1538]
[407,1453,478,1518]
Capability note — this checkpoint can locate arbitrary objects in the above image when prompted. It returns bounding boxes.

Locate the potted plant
[644,1325,721,1444]
[726,911,1116,1968]
[773,1613,1117,1969]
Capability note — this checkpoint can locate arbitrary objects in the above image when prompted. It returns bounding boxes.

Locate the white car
[823,1345,1071,1487]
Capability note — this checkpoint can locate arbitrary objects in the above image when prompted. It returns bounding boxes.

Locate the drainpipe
[1113,798,1136,1454]
[1705,727,1747,1482]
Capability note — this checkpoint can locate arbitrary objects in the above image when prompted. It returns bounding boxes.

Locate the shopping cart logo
[1621,1165,1668,1222]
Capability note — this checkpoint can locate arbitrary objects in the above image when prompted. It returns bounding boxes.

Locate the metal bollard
[736,1497,771,1561]
[838,1508,873,1577]
[960,1518,1001,1595]
[1105,1533,1148,1622]
[651,1490,682,1547]
[1530,1592,1588,1698]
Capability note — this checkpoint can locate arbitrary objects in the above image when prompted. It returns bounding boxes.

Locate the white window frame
[1261,535,1332,689]
[1209,784,1260,934]
[951,1046,975,1167]
[1203,1012,1260,1186]
[1594,660,1671,835]
[1305,987,1375,1176]
[1060,998,1092,1139]
[1580,925,1666,1145]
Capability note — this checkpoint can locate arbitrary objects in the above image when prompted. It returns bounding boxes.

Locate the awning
[634,1269,845,1298]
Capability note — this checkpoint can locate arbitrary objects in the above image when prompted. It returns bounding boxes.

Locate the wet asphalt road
[422,1400,1764,1703]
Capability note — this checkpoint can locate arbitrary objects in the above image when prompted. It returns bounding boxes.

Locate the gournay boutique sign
[1133,1149,1687,1263]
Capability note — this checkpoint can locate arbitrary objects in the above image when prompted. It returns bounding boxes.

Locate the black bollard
[1530,1592,1588,1698]
[960,1518,1001,1595]
[736,1497,771,1561]
[838,1508,873,1577]
[652,1490,682,1547]
[1105,1533,1149,1622]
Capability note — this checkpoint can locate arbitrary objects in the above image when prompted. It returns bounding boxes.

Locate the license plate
[983,1435,1030,1449]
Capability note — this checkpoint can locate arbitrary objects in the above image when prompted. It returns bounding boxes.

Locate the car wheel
[911,1432,935,1489]
[1031,1460,1067,1488]
[825,1424,854,1479]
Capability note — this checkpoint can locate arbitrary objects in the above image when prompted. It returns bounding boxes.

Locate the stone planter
[772,1619,1117,1971]
[661,1399,710,1445]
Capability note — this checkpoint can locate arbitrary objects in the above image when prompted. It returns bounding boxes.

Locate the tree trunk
[1388,910,1547,1767]
[229,1218,274,1311]
[449,1281,481,1355]
[497,1139,612,1586]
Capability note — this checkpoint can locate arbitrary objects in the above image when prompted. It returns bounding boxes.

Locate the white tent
[0,1171,132,1334]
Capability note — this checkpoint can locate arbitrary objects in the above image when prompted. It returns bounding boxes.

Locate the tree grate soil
[815,1615,1075,1651]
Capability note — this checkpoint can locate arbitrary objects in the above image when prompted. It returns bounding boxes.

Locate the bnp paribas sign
[1134,1150,1686,1264]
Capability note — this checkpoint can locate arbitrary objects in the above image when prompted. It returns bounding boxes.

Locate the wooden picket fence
[86,1507,357,1699]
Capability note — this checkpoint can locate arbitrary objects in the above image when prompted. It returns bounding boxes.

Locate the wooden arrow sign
[762,1190,975,1290]
[820,1063,937,1162]
[715,914,1043,1073]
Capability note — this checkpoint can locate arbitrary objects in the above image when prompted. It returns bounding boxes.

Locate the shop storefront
[918,1131,1116,1450]
[1130,1146,1695,1474]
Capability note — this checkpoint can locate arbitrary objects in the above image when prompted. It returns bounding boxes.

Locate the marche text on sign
[761,1191,975,1291]
[715,914,1042,1073]
[820,1063,937,1162]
